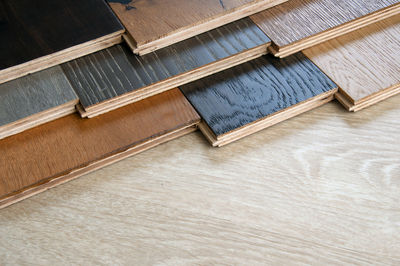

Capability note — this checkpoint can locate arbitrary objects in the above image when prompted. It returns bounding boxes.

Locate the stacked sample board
[1,0,399,208]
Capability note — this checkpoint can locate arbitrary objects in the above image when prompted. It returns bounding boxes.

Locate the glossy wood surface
[0,0,124,84]
[0,89,200,207]
[181,53,337,138]
[107,0,285,54]
[62,18,270,117]
[251,0,400,57]
[304,15,400,111]
[1,95,399,264]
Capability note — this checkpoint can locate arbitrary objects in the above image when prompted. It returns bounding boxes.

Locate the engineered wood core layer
[181,53,337,146]
[0,89,200,209]
[0,0,124,85]
[107,0,286,55]
[304,15,400,112]
[251,0,400,57]
[0,66,78,140]
[62,19,271,118]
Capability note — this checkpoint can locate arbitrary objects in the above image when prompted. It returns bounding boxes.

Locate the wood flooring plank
[0,89,200,208]
[180,53,337,146]
[0,0,124,85]
[0,66,79,140]
[251,0,400,57]
[107,0,286,55]
[62,18,271,118]
[303,15,400,111]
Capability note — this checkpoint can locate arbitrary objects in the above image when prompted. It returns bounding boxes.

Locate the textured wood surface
[0,89,200,208]
[0,67,78,140]
[62,18,270,117]
[251,0,400,57]
[304,15,400,111]
[181,53,337,145]
[0,95,399,264]
[0,0,124,84]
[107,0,285,54]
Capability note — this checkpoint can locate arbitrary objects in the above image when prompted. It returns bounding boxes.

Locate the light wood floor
[1,95,399,265]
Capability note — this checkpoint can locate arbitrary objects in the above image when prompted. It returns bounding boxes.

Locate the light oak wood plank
[304,15,400,111]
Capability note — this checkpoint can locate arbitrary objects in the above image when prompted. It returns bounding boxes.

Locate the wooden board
[303,15,400,112]
[251,0,400,57]
[0,67,79,140]
[181,53,337,146]
[107,0,286,55]
[0,89,200,209]
[0,0,124,85]
[62,18,271,118]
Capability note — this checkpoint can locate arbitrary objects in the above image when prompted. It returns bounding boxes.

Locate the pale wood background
[1,95,399,265]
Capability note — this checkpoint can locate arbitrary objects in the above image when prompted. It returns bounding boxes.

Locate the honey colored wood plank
[62,19,270,118]
[0,89,200,208]
[0,67,79,140]
[303,15,400,112]
[0,0,124,85]
[180,53,337,146]
[251,0,400,57]
[107,0,286,55]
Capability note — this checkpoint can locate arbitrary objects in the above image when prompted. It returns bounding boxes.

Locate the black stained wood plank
[61,18,270,109]
[0,0,123,71]
[180,53,337,136]
[0,66,78,137]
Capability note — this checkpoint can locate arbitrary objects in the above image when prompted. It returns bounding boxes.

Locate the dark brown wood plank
[62,18,270,118]
[107,0,286,54]
[251,0,400,57]
[180,53,337,146]
[0,0,124,84]
[0,89,200,208]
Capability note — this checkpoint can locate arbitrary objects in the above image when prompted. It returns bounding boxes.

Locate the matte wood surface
[0,96,399,265]
[0,0,124,84]
[181,53,337,145]
[62,18,270,117]
[107,0,286,54]
[0,67,78,140]
[251,0,400,57]
[0,89,200,208]
[304,15,400,111]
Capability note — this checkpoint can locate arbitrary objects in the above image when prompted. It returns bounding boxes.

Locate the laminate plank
[251,0,400,57]
[0,89,200,208]
[107,0,286,55]
[62,18,270,118]
[0,67,79,140]
[303,15,400,112]
[180,53,337,146]
[0,0,124,85]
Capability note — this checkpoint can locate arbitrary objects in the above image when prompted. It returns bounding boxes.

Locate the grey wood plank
[0,66,78,138]
[61,18,270,116]
[180,53,337,139]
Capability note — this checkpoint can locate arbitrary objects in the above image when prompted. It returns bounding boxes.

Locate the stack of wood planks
[1,0,399,208]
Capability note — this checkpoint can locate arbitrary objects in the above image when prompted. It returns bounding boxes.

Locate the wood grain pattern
[181,53,337,146]
[62,18,270,118]
[251,0,400,57]
[0,96,399,264]
[107,0,286,54]
[304,15,400,111]
[0,0,124,84]
[0,67,78,140]
[0,89,200,208]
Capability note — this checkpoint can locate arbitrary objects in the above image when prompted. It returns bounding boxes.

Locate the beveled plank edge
[266,3,400,58]
[0,123,199,209]
[130,0,286,55]
[0,30,124,85]
[199,89,337,147]
[79,43,270,118]
[0,99,79,140]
